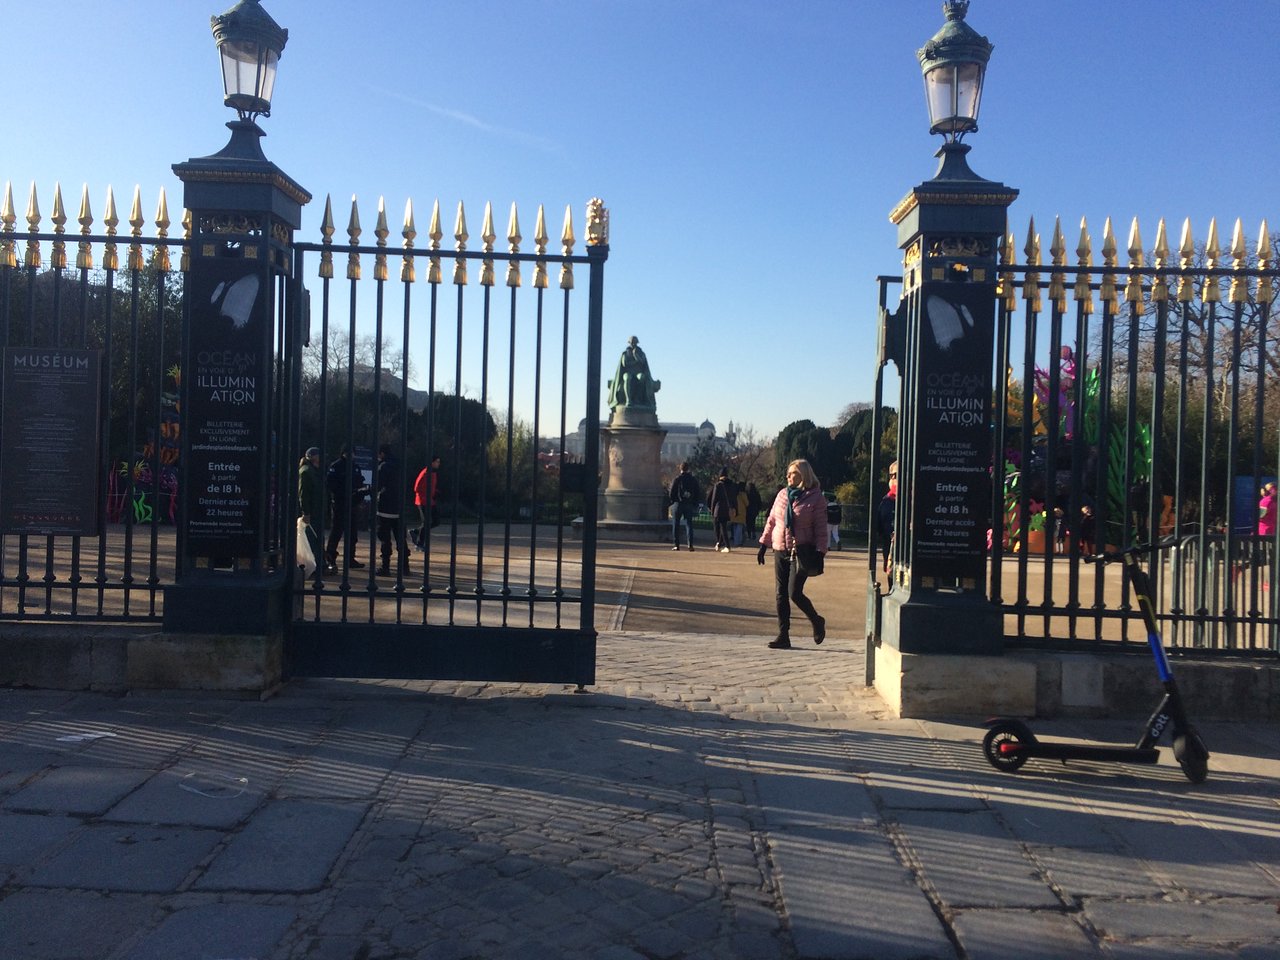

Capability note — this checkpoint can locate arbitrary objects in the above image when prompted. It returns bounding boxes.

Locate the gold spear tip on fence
[454,201,468,247]
[506,202,521,249]
[429,199,443,245]
[347,195,362,241]
[51,181,66,226]
[104,186,119,230]
[1050,217,1065,264]
[320,194,335,239]
[561,205,575,250]
[1023,218,1040,264]
[1127,217,1143,265]
[26,181,40,227]
[479,201,496,286]
[1076,218,1091,263]
[402,198,416,243]
[1153,218,1169,265]
[77,186,93,230]
[155,189,170,235]
[481,201,496,249]
[129,185,144,233]
[1101,217,1117,263]
[1230,217,1246,261]
[1258,220,1273,304]
[533,204,549,288]
[1205,217,1220,257]
[559,205,575,290]
[375,197,389,243]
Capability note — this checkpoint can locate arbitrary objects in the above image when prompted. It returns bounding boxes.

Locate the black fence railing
[1,227,182,621]
[991,221,1277,655]
[287,196,605,636]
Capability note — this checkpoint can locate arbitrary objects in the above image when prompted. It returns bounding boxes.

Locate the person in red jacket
[757,459,828,649]
[410,455,441,550]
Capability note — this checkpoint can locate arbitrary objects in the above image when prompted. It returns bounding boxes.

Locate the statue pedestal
[597,407,669,541]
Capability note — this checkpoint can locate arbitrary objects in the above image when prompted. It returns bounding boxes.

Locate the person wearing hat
[708,467,734,553]
[298,446,325,576]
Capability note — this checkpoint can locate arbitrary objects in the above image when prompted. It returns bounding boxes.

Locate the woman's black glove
[757,545,767,565]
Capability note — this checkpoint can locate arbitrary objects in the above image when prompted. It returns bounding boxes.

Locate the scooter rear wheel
[983,722,1030,772]
[1173,729,1209,784]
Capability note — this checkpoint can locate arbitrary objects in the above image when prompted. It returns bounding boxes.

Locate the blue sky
[6,1,1278,441]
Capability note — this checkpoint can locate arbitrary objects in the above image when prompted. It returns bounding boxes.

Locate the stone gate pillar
[875,142,1018,713]
[164,119,310,640]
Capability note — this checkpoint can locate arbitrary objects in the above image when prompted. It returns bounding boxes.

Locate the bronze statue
[607,336,660,411]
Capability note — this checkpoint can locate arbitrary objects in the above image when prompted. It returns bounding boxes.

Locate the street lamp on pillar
[918,0,990,142]
[917,0,993,181]
[213,0,287,124]
[873,0,1017,678]
[167,0,310,638]
[208,0,288,161]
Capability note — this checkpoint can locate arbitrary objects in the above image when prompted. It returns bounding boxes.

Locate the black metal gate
[283,196,608,684]
[871,215,1279,658]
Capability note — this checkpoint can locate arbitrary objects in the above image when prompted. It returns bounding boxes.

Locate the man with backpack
[668,462,701,551]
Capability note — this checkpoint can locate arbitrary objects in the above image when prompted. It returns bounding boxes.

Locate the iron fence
[0,185,183,621]
[286,196,606,639]
[990,216,1277,654]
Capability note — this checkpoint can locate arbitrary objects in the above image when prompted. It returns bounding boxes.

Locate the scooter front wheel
[983,722,1030,772]
[1173,729,1209,784]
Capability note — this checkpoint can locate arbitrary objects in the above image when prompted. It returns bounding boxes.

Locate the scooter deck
[1026,742,1160,765]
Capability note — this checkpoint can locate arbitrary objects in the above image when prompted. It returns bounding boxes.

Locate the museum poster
[0,347,103,535]
[910,284,995,583]
[183,257,269,558]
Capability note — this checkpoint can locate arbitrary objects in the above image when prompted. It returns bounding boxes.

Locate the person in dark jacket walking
[375,444,409,578]
[668,462,701,551]
[324,446,367,573]
[745,482,763,539]
[708,468,734,553]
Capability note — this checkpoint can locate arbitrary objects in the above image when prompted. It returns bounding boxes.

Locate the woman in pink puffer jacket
[757,459,828,649]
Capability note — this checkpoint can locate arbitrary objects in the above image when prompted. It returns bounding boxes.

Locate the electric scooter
[981,540,1211,784]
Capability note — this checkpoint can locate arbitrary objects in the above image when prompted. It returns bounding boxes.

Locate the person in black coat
[324,446,368,572]
[375,444,409,577]
[668,462,701,551]
[708,468,733,553]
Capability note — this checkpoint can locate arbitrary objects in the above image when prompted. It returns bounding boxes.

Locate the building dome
[697,419,715,440]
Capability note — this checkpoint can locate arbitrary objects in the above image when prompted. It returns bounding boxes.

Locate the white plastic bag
[296,517,317,577]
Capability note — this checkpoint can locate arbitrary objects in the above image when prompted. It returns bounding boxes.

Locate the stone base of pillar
[599,489,668,524]
[0,622,281,696]
[872,643,1036,718]
[881,588,1003,656]
[591,519,674,542]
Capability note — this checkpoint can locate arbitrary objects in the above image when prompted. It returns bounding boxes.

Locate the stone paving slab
[118,902,298,960]
[195,798,369,892]
[3,765,152,815]
[105,762,266,828]
[28,822,224,892]
[0,890,157,960]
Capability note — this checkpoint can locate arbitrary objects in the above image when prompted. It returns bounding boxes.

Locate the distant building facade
[561,418,737,462]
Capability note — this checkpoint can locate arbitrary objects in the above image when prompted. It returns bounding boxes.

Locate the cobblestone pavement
[2,629,1278,960]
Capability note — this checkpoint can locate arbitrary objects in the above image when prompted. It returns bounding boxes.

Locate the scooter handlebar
[1085,535,1180,566]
